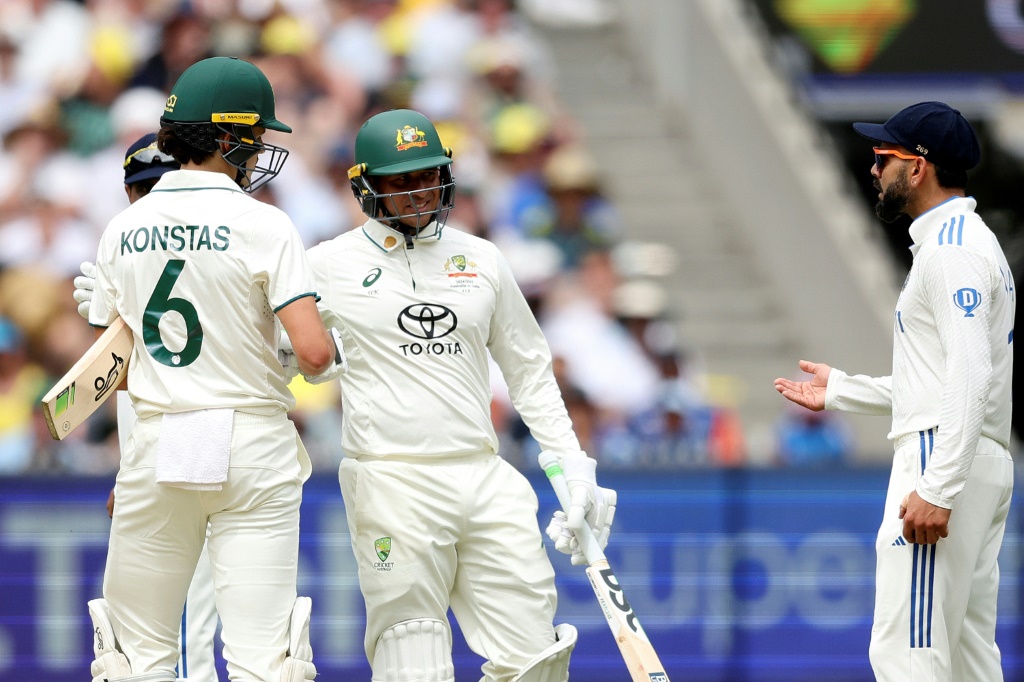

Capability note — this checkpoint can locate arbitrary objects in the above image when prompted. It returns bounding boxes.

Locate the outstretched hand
[773,360,831,411]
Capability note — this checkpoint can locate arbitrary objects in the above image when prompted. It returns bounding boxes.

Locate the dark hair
[157,125,214,166]
[933,163,969,191]
[129,178,160,197]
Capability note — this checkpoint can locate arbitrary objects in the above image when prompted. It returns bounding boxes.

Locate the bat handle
[538,451,607,566]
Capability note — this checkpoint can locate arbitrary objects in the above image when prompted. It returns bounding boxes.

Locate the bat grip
[538,451,607,566]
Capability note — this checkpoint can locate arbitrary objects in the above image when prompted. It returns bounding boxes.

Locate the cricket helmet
[348,109,455,231]
[160,57,290,193]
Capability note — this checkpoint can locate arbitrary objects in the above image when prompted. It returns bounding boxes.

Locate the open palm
[773,360,831,411]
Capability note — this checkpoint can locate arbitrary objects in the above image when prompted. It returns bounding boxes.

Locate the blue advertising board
[0,469,1021,681]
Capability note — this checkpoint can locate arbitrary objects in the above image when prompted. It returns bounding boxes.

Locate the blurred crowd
[0,0,851,475]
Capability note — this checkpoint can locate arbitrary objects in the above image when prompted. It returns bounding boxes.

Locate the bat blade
[585,560,670,682]
[41,318,133,440]
[537,451,671,682]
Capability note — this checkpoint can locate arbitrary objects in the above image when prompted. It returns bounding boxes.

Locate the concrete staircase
[534,23,803,461]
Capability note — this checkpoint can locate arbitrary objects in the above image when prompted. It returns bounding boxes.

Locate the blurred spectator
[129,9,211,93]
[0,153,97,278]
[531,142,618,267]
[1,0,90,96]
[774,401,854,468]
[0,316,46,473]
[0,32,47,142]
[323,0,398,94]
[542,251,661,416]
[481,102,555,239]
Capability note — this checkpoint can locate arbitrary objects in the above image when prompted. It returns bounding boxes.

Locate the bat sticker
[598,566,641,634]
[94,351,125,401]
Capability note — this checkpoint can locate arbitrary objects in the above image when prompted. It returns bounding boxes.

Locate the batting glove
[559,452,617,549]
[73,261,96,319]
[303,327,348,385]
[277,330,302,381]
[545,487,616,565]
[280,328,348,384]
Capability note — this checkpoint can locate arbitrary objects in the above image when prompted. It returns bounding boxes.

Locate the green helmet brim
[366,154,452,176]
[263,119,292,133]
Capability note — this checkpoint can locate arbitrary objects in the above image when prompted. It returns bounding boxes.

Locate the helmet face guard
[349,162,455,236]
[218,123,288,194]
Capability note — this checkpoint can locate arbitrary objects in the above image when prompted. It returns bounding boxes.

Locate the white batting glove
[545,485,616,565]
[278,330,302,381]
[73,261,96,319]
[303,328,348,385]
[559,452,617,548]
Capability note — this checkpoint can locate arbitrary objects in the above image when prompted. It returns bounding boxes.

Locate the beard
[874,167,911,223]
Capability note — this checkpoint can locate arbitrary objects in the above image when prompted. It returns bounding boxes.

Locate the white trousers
[339,454,558,682]
[869,429,1013,681]
[118,393,220,682]
[179,539,219,682]
[104,411,306,681]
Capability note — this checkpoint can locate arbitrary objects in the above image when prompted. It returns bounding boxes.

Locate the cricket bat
[538,451,670,682]
[41,317,133,440]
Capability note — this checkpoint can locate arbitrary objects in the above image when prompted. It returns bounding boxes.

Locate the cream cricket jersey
[90,170,318,419]
[826,196,1015,507]
[307,219,582,459]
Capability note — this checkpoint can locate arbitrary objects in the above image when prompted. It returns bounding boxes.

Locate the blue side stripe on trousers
[179,602,188,678]
[910,430,935,649]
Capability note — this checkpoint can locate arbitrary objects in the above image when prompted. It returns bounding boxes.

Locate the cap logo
[396,125,428,151]
[916,144,929,155]
[164,95,177,113]
[213,113,261,126]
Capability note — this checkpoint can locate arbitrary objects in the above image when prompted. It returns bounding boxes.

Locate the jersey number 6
[143,259,204,367]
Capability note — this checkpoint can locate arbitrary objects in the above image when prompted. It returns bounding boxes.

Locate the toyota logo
[398,304,458,339]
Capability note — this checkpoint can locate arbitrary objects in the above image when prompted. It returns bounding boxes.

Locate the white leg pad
[371,618,454,682]
[89,598,133,682]
[281,596,317,682]
[109,673,176,682]
[511,624,577,682]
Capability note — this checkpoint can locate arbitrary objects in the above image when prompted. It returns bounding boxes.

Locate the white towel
[155,409,233,490]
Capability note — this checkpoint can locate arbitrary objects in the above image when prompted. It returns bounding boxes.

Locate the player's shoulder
[441,225,499,255]
[307,225,364,262]
[918,199,991,252]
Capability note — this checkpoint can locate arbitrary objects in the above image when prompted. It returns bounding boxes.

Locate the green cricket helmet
[160,56,290,193]
[348,109,455,236]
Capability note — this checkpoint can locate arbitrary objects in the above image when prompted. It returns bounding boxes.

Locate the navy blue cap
[853,102,981,171]
[123,133,179,185]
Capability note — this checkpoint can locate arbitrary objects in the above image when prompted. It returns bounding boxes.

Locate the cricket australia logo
[164,94,177,113]
[953,287,981,317]
[396,126,428,151]
[373,537,393,572]
[443,255,479,279]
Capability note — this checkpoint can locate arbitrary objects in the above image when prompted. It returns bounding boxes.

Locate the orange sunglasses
[873,147,922,169]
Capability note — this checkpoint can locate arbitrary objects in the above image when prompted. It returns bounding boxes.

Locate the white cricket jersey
[307,219,582,459]
[826,196,1015,507]
[90,170,318,419]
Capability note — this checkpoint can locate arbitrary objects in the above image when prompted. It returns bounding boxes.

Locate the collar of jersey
[361,218,443,252]
[908,195,977,251]
[148,169,246,194]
